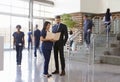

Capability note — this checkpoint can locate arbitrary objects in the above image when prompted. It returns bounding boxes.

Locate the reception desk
[0,36,4,70]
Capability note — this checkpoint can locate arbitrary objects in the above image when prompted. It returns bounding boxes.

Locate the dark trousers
[42,49,51,74]
[28,41,32,50]
[16,45,23,65]
[53,44,65,71]
[84,32,91,45]
[34,42,40,57]
[70,40,73,47]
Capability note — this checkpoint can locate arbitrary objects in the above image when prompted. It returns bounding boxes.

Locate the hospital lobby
[0,0,120,82]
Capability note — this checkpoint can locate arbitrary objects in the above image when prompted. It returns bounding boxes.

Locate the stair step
[100,55,120,65]
[110,43,118,47]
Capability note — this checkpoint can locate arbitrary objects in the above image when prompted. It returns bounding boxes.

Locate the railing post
[92,34,95,82]
[106,25,109,49]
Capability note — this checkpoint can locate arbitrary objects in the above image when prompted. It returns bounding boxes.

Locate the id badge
[18,43,22,46]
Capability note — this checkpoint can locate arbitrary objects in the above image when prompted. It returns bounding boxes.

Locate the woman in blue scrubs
[13,25,25,66]
[40,21,53,78]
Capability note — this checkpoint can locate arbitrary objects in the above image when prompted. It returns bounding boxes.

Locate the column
[0,36,4,70]
[29,0,33,33]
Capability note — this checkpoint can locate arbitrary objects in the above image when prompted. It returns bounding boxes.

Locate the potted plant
[61,14,76,29]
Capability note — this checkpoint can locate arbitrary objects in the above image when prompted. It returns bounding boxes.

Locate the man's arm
[63,25,68,45]
[22,33,25,47]
[87,20,93,32]
[13,38,16,49]
[13,33,16,49]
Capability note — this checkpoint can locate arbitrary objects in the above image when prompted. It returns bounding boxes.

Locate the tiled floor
[0,49,120,82]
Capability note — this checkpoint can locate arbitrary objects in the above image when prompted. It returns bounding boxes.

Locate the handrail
[68,29,82,41]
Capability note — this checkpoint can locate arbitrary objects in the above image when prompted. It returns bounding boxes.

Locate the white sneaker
[17,65,21,67]
[44,74,52,78]
[86,47,89,51]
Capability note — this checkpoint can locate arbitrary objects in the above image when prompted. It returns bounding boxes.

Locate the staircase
[65,29,92,63]
[100,33,120,65]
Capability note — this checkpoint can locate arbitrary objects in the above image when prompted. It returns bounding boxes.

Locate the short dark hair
[36,24,38,28]
[16,25,21,29]
[84,15,88,18]
[55,15,61,19]
[69,30,73,35]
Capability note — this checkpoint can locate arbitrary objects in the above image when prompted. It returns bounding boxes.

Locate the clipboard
[46,32,61,40]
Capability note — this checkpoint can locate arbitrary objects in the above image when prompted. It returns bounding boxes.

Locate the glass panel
[33,11,40,17]
[11,7,29,15]
[11,0,29,9]
[0,0,11,5]
[33,3,40,11]
[0,5,11,13]
[0,15,10,49]
[41,12,45,17]
[33,3,41,17]
[41,5,45,11]
[44,6,53,12]
[33,19,43,30]
[33,3,54,18]
[45,12,53,18]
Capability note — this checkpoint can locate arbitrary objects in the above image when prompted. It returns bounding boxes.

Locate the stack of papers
[46,32,61,40]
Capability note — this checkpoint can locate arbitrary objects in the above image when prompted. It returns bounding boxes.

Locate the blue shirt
[83,19,93,33]
[41,30,53,50]
[28,31,32,42]
[52,24,60,33]
[34,29,41,43]
[13,31,24,46]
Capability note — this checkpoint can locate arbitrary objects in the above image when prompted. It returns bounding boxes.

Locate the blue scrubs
[34,29,41,57]
[28,31,32,50]
[41,30,53,75]
[13,32,24,65]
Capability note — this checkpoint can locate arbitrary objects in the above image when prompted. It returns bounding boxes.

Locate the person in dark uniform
[13,25,25,66]
[34,24,41,57]
[40,21,53,78]
[103,8,112,33]
[28,29,32,51]
[52,15,68,76]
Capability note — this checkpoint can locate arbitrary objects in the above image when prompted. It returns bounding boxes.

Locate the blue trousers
[16,45,23,65]
[42,49,51,74]
[34,42,40,57]
[70,40,73,47]
[28,41,32,50]
[84,32,91,45]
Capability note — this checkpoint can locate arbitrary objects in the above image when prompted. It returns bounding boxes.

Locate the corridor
[0,50,120,82]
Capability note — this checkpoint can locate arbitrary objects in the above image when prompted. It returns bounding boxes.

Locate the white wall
[80,0,120,13]
[103,0,120,13]
[53,0,120,15]
[53,0,80,16]
[80,0,104,13]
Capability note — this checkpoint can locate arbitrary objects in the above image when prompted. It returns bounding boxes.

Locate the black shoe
[52,70,59,74]
[60,71,65,76]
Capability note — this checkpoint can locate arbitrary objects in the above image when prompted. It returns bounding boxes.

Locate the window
[0,15,10,48]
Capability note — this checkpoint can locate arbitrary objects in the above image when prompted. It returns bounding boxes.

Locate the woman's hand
[49,39,56,42]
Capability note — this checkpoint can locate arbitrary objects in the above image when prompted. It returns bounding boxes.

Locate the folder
[46,32,61,41]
